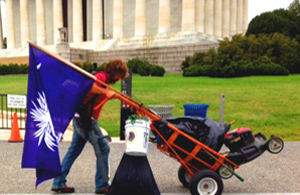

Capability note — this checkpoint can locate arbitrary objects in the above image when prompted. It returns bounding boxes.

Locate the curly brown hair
[104,59,129,80]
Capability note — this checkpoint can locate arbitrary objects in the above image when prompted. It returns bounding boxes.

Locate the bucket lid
[125,119,149,126]
[126,115,149,125]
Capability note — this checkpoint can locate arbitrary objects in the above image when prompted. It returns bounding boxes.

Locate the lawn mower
[150,116,284,194]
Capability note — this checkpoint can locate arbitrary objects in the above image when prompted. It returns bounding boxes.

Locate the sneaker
[51,186,75,193]
[95,186,110,194]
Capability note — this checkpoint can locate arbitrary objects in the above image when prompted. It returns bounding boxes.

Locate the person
[51,59,129,194]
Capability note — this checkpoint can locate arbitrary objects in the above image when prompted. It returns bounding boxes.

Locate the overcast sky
[248,0,293,22]
[0,0,296,38]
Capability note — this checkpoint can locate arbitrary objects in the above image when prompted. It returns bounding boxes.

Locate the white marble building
[0,0,248,49]
[0,0,248,72]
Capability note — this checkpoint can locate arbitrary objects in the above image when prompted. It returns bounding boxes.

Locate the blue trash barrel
[183,104,209,118]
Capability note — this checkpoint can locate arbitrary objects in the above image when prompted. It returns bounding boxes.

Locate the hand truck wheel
[267,137,284,154]
[178,165,192,188]
[189,170,223,195]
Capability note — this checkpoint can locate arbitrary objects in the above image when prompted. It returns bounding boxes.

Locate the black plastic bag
[152,117,231,152]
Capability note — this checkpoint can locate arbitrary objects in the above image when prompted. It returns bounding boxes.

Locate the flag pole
[27,41,97,81]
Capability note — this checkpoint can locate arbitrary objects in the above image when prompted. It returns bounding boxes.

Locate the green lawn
[1,74,299,140]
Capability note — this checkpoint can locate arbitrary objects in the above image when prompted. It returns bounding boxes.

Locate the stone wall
[80,43,220,73]
[70,48,90,62]
[0,56,29,64]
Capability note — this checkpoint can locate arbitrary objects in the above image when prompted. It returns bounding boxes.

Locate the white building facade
[0,0,248,50]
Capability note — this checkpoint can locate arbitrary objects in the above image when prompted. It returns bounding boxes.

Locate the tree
[289,0,300,16]
[246,9,299,38]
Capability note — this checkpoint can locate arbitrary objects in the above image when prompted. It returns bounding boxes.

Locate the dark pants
[52,118,110,191]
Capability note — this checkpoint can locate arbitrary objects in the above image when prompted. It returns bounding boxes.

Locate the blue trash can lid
[183,104,209,109]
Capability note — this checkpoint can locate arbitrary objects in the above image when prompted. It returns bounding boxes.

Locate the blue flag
[22,43,95,186]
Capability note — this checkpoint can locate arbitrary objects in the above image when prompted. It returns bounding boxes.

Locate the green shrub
[96,62,106,72]
[203,48,217,64]
[189,52,206,66]
[181,56,191,70]
[127,58,144,73]
[0,63,28,75]
[150,65,166,76]
[19,64,29,74]
[73,61,82,67]
[73,59,166,77]
[137,64,151,76]
[127,58,165,76]
[183,65,210,77]
[183,33,300,77]
[82,61,94,73]
[0,64,8,75]
[183,57,288,77]
[73,61,97,73]
[248,63,289,76]
[182,66,201,77]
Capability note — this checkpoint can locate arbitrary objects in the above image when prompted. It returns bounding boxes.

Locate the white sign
[7,95,27,109]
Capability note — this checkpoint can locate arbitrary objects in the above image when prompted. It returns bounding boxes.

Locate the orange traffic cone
[9,112,23,142]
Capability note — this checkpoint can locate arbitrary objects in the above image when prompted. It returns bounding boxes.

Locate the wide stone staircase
[113,32,217,49]
[1,39,118,58]
[69,39,118,50]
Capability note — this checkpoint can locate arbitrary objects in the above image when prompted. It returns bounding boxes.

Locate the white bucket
[125,119,150,156]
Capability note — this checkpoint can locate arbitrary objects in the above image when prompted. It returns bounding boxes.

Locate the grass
[1,74,300,140]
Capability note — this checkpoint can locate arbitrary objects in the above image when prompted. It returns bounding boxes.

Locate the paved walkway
[0,128,120,143]
[1,129,300,194]
[3,194,300,195]
[0,128,74,142]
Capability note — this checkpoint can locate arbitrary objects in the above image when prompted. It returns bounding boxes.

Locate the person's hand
[106,90,116,99]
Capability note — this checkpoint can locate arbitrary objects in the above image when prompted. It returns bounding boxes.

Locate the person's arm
[89,83,116,99]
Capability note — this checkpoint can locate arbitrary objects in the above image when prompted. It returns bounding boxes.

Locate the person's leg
[52,119,87,189]
[91,120,110,191]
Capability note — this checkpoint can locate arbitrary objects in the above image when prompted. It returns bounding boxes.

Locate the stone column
[158,0,171,34]
[6,0,15,49]
[182,0,196,32]
[113,0,124,39]
[87,0,92,40]
[237,0,244,34]
[222,0,230,37]
[204,0,214,36]
[93,0,103,41]
[135,0,146,36]
[243,0,248,32]
[214,0,222,38]
[230,0,237,36]
[53,0,63,44]
[36,0,46,45]
[20,0,30,46]
[73,0,83,42]
[196,0,205,33]
[0,2,3,49]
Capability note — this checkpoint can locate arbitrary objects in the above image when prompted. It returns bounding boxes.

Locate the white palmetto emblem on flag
[30,92,58,152]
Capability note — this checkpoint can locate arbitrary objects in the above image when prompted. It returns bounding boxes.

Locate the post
[92,62,97,74]
[219,94,225,123]
[120,70,133,140]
